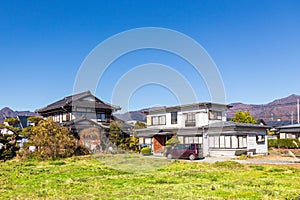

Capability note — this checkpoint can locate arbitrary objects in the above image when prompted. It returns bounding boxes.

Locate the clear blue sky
[1,0,300,112]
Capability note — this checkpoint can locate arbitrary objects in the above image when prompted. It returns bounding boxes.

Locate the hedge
[268,139,300,149]
[141,147,151,155]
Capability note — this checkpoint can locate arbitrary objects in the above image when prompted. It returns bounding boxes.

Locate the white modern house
[136,103,269,157]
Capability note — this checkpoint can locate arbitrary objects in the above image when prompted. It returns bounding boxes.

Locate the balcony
[185,121,196,127]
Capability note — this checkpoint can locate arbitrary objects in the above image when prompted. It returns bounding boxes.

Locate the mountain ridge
[0,107,38,123]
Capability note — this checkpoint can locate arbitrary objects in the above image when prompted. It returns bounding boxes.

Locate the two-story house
[136,103,269,157]
[36,91,121,151]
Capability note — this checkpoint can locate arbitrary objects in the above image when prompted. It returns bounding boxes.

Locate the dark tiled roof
[265,120,296,127]
[36,91,121,113]
[271,124,300,133]
[277,123,300,129]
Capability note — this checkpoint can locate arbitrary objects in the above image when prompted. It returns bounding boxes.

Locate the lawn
[1,154,300,200]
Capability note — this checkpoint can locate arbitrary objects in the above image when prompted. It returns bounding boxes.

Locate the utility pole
[271,113,274,121]
[291,111,294,125]
[297,99,300,124]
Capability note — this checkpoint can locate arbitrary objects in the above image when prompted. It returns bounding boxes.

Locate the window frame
[210,135,247,149]
[256,134,265,144]
[171,112,178,124]
[151,115,166,125]
[96,113,106,122]
[209,110,222,120]
[184,112,196,127]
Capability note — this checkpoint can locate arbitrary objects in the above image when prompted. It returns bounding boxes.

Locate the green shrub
[141,147,151,155]
[165,137,180,150]
[166,137,180,146]
[249,165,265,171]
[268,139,300,149]
[73,145,91,156]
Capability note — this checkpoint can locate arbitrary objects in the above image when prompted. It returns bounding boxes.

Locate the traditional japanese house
[36,91,121,151]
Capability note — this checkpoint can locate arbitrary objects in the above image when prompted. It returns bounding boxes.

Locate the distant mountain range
[114,108,148,122]
[0,107,38,123]
[115,94,300,123]
[227,94,300,122]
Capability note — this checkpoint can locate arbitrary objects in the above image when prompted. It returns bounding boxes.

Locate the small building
[276,124,300,139]
[136,103,269,157]
[35,91,121,151]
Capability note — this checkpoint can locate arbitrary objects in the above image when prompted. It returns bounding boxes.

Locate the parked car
[166,143,204,160]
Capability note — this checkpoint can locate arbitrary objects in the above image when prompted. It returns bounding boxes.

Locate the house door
[153,135,165,153]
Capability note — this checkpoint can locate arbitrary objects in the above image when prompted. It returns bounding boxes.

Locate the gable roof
[35,91,121,113]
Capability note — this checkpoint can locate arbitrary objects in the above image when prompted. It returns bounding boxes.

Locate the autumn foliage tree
[231,110,257,124]
[21,119,77,160]
[109,120,139,152]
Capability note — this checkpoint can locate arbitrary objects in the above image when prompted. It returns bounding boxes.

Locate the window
[225,136,231,148]
[231,136,238,148]
[75,112,86,118]
[53,113,60,122]
[145,138,152,144]
[171,112,178,124]
[219,136,225,148]
[151,115,166,125]
[214,136,219,147]
[178,136,184,143]
[256,135,265,144]
[183,136,202,144]
[62,112,67,122]
[97,113,106,122]
[209,110,222,120]
[76,107,86,112]
[210,135,247,149]
[139,138,144,144]
[238,136,247,148]
[184,113,196,127]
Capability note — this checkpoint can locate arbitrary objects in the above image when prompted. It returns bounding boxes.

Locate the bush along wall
[268,139,300,149]
[141,147,152,155]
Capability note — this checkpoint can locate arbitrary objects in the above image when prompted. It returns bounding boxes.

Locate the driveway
[150,154,300,165]
[196,155,300,165]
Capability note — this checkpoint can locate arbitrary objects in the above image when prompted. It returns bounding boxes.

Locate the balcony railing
[185,121,196,127]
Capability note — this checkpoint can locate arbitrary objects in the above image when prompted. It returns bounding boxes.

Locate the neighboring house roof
[35,91,121,113]
[265,120,296,127]
[204,121,270,129]
[276,123,300,133]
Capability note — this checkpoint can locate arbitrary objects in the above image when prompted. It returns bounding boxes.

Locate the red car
[166,144,204,160]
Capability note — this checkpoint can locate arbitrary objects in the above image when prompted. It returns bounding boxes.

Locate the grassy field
[1,154,300,200]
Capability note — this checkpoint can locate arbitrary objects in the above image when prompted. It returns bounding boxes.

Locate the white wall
[247,134,268,154]
[147,107,226,128]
